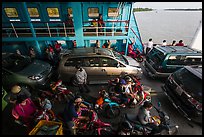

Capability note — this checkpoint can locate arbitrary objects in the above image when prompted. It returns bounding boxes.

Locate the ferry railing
[2,20,129,38]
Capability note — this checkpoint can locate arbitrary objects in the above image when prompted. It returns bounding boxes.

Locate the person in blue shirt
[62,96,89,135]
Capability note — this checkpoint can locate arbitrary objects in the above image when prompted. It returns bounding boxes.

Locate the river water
[134,10,202,45]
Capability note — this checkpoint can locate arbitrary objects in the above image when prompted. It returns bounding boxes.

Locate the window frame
[46,7,60,18]
[88,7,99,18]
[4,7,19,18]
[108,7,119,17]
[27,7,40,18]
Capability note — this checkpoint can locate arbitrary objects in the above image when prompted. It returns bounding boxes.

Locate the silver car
[58,47,143,84]
[2,52,53,90]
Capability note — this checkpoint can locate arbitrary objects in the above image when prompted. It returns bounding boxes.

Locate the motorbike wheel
[105,106,120,119]
[135,56,144,63]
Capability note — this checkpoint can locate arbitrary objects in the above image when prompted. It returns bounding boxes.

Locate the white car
[58,47,142,84]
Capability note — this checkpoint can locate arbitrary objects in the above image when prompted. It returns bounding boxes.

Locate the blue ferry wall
[2,2,143,58]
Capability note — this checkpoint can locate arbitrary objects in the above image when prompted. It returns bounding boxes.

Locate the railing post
[11,23,18,38]
[63,22,67,37]
[46,23,51,37]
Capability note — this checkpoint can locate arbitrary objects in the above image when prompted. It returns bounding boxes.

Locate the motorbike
[40,80,74,103]
[95,89,121,119]
[120,102,179,135]
[73,108,114,135]
[133,48,144,63]
[108,75,151,107]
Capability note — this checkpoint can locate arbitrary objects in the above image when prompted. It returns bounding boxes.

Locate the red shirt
[175,43,184,46]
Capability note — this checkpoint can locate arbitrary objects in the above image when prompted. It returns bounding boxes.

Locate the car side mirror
[116,63,120,68]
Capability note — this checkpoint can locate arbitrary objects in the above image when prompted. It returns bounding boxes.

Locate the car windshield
[112,50,128,65]
[2,54,32,72]
[174,68,202,102]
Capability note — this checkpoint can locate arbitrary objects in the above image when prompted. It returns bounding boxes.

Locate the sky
[134,2,202,9]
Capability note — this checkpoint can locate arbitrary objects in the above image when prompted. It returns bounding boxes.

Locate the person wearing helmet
[9,85,31,104]
[62,96,89,135]
[137,101,162,135]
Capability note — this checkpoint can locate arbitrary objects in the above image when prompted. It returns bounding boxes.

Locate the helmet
[125,76,132,82]
[121,121,132,131]
[11,85,21,94]
[74,96,82,103]
[120,79,126,85]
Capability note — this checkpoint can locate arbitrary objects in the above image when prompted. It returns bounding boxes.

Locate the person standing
[29,47,36,59]
[175,40,184,46]
[75,65,91,93]
[162,40,167,46]
[171,40,176,46]
[146,38,153,55]
[97,14,105,34]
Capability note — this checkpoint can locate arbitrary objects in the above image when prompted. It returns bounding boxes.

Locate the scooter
[108,75,151,107]
[121,102,179,135]
[40,80,74,103]
[95,89,121,119]
[134,48,144,63]
[73,108,114,135]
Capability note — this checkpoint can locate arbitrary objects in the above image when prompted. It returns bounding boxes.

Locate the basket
[29,120,63,135]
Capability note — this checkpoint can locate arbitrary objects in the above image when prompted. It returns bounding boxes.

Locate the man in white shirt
[146,38,153,55]
[162,40,167,46]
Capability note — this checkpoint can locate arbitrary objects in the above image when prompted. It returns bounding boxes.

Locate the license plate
[176,86,183,96]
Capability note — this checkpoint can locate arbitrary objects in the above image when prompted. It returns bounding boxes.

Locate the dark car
[2,52,53,91]
[161,65,202,124]
[143,46,202,78]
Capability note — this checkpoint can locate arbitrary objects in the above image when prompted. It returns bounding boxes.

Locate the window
[47,8,59,17]
[108,8,119,17]
[64,58,82,67]
[4,8,18,17]
[88,8,99,17]
[100,57,118,67]
[27,8,39,17]
[167,55,202,65]
[68,8,73,17]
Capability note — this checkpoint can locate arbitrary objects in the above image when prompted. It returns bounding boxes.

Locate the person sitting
[175,40,184,46]
[36,94,55,120]
[128,42,137,59]
[62,96,89,135]
[137,101,162,135]
[12,97,37,127]
[8,85,31,104]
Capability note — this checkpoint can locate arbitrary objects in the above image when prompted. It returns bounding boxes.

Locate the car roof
[155,46,202,54]
[68,47,114,57]
[184,65,202,79]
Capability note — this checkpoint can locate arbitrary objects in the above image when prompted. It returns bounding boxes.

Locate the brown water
[134,10,202,45]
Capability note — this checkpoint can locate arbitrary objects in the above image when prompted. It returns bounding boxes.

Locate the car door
[99,57,124,80]
[82,57,108,83]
